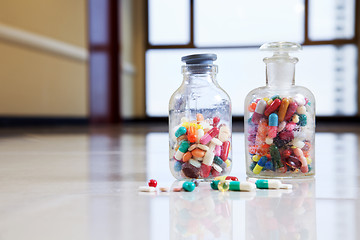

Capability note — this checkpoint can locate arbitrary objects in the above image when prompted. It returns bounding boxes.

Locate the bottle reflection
[170,181,232,240]
[246,180,316,240]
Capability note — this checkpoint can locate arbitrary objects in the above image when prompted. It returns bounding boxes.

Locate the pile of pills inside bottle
[170,114,231,179]
[246,94,314,177]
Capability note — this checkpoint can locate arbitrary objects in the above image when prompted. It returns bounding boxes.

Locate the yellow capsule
[214,176,227,181]
[225,159,231,167]
[252,155,261,162]
[306,157,312,164]
[291,146,297,149]
[263,97,270,102]
[217,180,230,192]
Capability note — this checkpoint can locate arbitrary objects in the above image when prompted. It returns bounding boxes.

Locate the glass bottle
[245,42,315,178]
[169,54,232,180]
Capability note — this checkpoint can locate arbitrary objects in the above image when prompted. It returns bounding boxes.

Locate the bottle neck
[182,65,218,85]
[264,54,298,88]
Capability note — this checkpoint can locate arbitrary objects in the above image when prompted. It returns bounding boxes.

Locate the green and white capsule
[255,179,282,189]
[229,181,256,192]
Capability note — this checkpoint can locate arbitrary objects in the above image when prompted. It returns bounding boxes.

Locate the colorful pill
[200,127,219,145]
[210,180,220,190]
[175,126,187,138]
[196,113,204,123]
[189,159,201,168]
[220,141,230,161]
[225,176,238,181]
[248,102,257,112]
[214,145,221,156]
[253,156,267,174]
[254,179,282,189]
[182,151,192,162]
[191,148,205,158]
[200,164,212,178]
[178,141,190,153]
[269,145,284,171]
[277,98,290,122]
[174,150,184,160]
[278,121,286,132]
[293,148,309,173]
[264,98,281,116]
[293,94,306,106]
[297,106,306,114]
[203,151,215,166]
[268,113,278,139]
[182,181,196,192]
[197,129,204,142]
[252,100,267,124]
[214,176,227,181]
[299,114,307,126]
[174,161,182,172]
[217,180,230,192]
[187,125,198,143]
[255,119,268,145]
[284,101,298,121]
[218,125,231,142]
[229,181,256,191]
[252,155,261,162]
[212,116,220,127]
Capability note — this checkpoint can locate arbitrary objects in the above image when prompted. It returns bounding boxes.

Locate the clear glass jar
[245,42,315,178]
[169,54,232,180]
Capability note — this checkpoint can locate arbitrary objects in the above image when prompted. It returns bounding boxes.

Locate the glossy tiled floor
[0,123,359,240]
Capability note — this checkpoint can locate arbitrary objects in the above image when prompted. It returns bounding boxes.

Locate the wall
[0,0,88,117]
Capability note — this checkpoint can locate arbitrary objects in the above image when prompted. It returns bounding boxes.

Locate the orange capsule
[187,125,198,143]
[191,148,205,158]
[196,113,204,123]
[182,151,192,162]
[278,98,290,122]
[248,102,257,112]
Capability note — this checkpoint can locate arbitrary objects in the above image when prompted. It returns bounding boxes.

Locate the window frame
[144,0,360,119]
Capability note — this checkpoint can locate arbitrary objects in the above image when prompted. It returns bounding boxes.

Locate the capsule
[268,113,278,139]
[254,179,282,189]
[175,126,187,138]
[200,127,219,145]
[220,141,230,161]
[229,181,256,192]
[277,98,290,122]
[284,101,298,121]
[293,148,309,173]
[210,180,220,190]
[187,125,198,143]
[252,156,267,174]
[252,100,267,124]
[264,98,281,116]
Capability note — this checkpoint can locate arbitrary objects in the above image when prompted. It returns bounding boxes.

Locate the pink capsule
[220,141,230,161]
[214,145,221,156]
[268,126,277,139]
[200,127,219,145]
[293,148,308,173]
[255,119,268,145]
[252,100,267,124]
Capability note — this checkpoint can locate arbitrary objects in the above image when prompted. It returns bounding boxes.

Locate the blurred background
[0,0,359,125]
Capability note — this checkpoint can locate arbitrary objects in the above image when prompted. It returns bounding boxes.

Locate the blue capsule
[269,113,278,127]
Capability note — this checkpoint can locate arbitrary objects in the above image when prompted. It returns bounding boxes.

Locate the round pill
[297,106,306,114]
[217,180,230,192]
[212,116,220,126]
[138,186,156,192]
[225,159,231,167]
[182,181,196,192]
[265,137,273,145]
[292,114,299,123]
[148,179,157,187]
[196,113,204,122]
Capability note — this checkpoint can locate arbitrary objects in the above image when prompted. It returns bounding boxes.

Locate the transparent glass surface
[146,45,357,116]
[148,0,190,45]
[169,63,232,180]
[194,0,304,46]
[309,0,355,40]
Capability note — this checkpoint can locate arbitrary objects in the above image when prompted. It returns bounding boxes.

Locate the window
[146,0,358,117]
